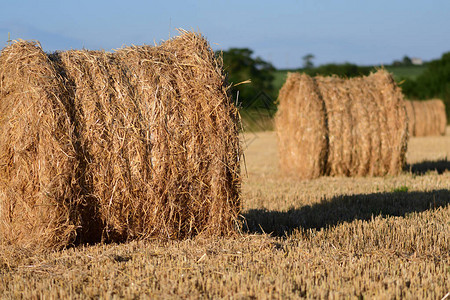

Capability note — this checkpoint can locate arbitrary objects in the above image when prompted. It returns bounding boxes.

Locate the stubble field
[1,128,449,299]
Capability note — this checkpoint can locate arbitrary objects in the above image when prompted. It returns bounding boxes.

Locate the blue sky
[1,0,449,69]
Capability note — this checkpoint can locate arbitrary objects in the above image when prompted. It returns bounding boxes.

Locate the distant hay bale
[0,30,241,251]
[406,100,447,136]
[275,70,408,179]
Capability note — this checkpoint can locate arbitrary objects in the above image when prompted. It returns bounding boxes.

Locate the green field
[384,65,427,81]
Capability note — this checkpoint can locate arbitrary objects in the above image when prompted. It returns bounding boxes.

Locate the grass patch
[392,186,409,193]
[384,65,426,81]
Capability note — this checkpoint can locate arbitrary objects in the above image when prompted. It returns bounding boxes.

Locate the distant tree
[402,56,413,66]
[219,48,276,107]
[302,54,315,69]
[391,56,414,67]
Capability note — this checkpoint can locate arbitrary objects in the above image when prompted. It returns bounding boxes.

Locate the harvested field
[406,99,447,136]
[0,31,241,251]
[0,129,449,298]
[275,70,408,179]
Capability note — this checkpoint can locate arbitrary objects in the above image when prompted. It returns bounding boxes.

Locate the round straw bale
[0,31,241,250]
[0,41,81,251]
[275,70,408,179]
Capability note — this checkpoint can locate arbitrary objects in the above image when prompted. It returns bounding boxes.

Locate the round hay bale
[275,70,408,179]
[0,30,241,250]
[0,41,82,251]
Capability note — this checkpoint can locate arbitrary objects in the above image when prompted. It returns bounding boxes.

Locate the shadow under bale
[243,189,450,236]
[405,159,450,175]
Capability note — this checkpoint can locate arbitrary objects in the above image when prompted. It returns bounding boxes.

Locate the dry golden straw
[0,40,82,251]
[406,99,447,136]
[275,70,408,179]
[0,30,241,251]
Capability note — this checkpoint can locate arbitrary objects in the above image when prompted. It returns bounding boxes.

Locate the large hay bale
[0,30,241,250]
[275,70,408,179]
[407,99,447,136]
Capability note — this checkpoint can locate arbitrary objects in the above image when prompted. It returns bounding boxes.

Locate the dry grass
[0,30,241,251]
[275,70,408,180]
[0,128,449,298]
